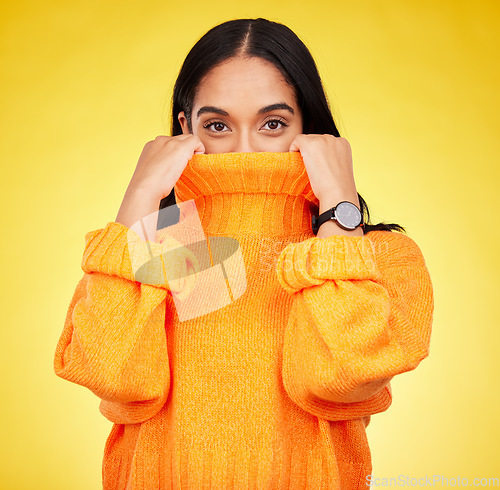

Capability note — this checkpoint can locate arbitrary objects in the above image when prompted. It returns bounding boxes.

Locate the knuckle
[155,135,171,145]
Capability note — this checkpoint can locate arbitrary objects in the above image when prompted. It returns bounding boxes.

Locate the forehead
[193,57,298,109]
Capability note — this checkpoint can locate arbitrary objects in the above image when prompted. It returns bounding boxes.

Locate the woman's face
[178,56,303,154]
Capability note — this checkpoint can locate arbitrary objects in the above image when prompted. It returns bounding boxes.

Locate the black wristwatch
[312,201,363,234]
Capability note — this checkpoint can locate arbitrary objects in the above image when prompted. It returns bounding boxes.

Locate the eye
[262,118,288,131]
[203,120,229,132]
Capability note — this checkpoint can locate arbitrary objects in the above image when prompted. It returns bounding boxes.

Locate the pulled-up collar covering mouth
[173,151,320,236]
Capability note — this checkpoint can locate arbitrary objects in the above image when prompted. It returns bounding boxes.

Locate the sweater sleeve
[275,230,434,422]
[54,221,198,425]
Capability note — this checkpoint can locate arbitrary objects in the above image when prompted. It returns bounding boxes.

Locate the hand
[129,134,206,202]
[115,134,205,228]
[289,134,359,209]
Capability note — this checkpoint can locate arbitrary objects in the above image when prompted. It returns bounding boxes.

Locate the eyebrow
[196,102,295,118]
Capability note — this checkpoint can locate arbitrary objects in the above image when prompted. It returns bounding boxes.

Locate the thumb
[289,139,300,152]
[193,139,206,155]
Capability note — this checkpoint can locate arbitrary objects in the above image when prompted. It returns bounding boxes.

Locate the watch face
[334,201,362,229]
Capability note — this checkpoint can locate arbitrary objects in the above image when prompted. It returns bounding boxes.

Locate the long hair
[160,18,405,234]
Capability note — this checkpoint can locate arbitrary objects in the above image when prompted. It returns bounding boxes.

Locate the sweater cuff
[275,235,382,294]
[82,222,135,279]
[82,222,199,292]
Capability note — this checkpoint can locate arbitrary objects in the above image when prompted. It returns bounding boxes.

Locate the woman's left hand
[289,134,360,208]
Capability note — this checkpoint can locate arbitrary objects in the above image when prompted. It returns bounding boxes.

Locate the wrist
[318,194,360,214]
[116,186,163,229]
[129,178,172,204]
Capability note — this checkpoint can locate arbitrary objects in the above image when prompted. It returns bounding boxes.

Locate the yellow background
[1,0,499,487]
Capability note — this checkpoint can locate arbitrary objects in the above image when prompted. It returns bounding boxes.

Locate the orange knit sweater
[54,151,434,489]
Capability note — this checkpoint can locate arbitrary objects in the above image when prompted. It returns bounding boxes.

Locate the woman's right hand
[129,134,205,201]
[116,135,205,228]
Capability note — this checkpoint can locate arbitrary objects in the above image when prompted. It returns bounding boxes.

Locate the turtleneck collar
[173,152,320,236]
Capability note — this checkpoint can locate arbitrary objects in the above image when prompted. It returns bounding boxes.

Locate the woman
[54,18,434,489]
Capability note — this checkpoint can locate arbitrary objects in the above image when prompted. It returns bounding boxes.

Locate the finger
[168,134,193,142]
[192,137,206,154]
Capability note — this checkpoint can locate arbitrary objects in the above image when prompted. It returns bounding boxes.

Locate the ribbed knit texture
[54,151,434,489]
